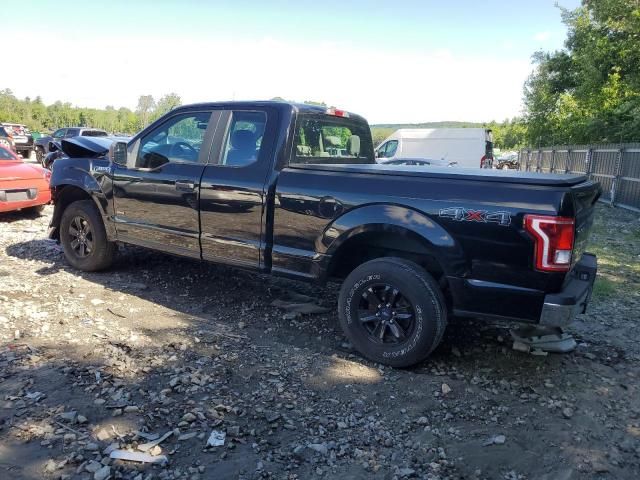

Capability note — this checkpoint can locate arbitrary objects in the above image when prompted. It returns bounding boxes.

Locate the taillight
[524,215,575,272]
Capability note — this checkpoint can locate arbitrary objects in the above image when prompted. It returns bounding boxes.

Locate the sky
[5,0,581,124]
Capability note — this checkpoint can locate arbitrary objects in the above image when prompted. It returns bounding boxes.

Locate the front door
[112,109,218,258]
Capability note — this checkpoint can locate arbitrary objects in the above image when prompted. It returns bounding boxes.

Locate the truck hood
[292,163,589,187]
[61,136,117,158]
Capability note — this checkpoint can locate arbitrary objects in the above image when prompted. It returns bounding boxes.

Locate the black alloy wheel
[338,257,448,367]
[68,215,94,258]
[358,283,416,345]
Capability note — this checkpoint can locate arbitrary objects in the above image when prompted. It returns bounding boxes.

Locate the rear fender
[319,204,466,276]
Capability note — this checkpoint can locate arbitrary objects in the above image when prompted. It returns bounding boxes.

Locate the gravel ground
[0,204,639,480]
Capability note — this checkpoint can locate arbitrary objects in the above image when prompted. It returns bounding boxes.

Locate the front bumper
[539,253,597,327]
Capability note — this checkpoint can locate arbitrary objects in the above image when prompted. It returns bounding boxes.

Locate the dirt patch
[1,204,639,480]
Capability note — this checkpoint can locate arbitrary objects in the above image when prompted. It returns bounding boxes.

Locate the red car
[0,145,51,213]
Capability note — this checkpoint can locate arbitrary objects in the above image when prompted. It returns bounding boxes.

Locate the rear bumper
[539,253,597,327]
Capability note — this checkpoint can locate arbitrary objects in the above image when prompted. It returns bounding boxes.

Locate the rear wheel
[36,148,44,164]
[60,200,115,271]
[338,257,447,367]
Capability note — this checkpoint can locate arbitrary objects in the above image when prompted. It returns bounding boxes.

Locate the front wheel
[60,200,115,271]
[338,257,447,367]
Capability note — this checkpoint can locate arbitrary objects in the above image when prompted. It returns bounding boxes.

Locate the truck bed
[291,163,589,187]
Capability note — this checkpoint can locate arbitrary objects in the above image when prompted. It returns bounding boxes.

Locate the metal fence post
[536,150,542,172]
[565,148,571,173]
[610,148,624,206]
[550,149,556,173]
[585,147,593,176]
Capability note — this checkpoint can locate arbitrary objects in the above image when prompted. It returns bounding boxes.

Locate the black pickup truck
[48,101,601,367]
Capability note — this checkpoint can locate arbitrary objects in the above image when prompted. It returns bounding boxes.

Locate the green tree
[136,95,156,129]
[524,0,640,145]
[153,93,182,120]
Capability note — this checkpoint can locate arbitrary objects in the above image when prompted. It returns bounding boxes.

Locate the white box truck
[375,128,494,168]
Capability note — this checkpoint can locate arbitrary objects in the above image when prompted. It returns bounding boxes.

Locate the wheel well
[50,186,93,240]
[327,231,445,283]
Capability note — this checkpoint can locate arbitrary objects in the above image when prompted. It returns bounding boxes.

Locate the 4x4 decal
[439,207,512,226]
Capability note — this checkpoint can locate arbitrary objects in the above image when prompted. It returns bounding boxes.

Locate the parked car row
[375,128,495,169]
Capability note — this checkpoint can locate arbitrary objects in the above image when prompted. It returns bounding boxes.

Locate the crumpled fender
[49,157,115,240]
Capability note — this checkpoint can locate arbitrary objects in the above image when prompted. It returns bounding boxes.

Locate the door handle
[175,180,196,192]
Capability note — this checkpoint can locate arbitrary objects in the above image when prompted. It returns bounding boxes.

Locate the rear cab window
[82,130,108,137]
[291,112,374,165]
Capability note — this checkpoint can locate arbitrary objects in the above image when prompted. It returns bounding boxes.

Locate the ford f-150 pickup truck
[47,101,601,367]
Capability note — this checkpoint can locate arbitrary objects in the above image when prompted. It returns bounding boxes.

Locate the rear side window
[219,111,267,167]
[292,115,374,165]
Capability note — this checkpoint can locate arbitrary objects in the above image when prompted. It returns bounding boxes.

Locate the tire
[60,200,115,271]
[338,257,447,367]
[36,148,44,164]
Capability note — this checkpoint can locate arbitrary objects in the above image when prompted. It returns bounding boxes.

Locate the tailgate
[570,180,601,264]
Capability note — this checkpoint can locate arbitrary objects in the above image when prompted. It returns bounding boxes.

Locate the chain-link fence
[519,144,640,212]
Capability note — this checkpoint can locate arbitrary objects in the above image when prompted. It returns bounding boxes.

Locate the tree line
[0,90,182,135]
[524,0,640,146]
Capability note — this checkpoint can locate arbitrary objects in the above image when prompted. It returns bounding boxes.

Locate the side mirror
[110,141,128,166]
[375,150,382,158]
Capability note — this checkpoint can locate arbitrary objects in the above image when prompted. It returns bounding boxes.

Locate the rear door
[112,109,219,257]
[199,107,278,268]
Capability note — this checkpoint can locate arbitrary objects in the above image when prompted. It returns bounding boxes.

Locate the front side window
[66,128,80,137]
[219,111,266,167]
[137,111,211,169]
[292,115,374,165]
[52,129,66,139]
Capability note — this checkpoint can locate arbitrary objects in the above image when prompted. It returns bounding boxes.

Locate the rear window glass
[83,130,108,137]
[292,115,374,165]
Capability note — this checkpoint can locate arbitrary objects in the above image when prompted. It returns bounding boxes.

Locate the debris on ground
[206,430,226,447]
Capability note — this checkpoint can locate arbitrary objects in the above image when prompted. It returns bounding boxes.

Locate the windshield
[0,147,18,160]
[292,114,374,165]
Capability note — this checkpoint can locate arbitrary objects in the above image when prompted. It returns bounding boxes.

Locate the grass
[587,204,640,295]
[592,277,617,299]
